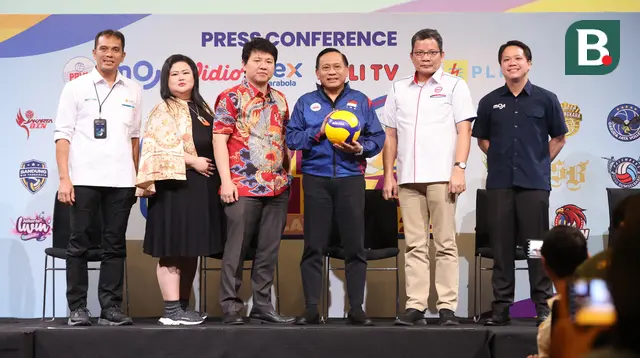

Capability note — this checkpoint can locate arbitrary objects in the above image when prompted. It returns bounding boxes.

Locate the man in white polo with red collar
[381,28,476,326]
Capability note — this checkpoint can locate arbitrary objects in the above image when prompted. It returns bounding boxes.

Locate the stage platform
[0,318,537,358]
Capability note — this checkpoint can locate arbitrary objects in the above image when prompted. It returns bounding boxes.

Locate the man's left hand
[449,167,466,194]
[334,141,363,154]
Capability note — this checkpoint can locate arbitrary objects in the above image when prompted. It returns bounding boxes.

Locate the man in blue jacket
[286,48,385,326]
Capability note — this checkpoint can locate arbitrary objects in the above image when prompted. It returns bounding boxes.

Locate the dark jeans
[66,186,136,311]
[219,189,289,314]
[486,187,553,315]
[300,174,367,310]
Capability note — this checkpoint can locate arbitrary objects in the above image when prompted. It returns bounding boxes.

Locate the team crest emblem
[19,160,48,194]
[561,102,583,137]
[347,100,357,110]
[606,104,640,142]
[554,204,590,239]
[602,156,640,188]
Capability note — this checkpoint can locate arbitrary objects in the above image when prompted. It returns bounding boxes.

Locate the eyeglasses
[412,50,441,58]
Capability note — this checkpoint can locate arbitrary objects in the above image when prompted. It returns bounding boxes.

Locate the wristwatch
[455,161,467,169]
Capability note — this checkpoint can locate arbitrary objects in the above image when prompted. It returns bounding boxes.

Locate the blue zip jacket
[286,83,386,178]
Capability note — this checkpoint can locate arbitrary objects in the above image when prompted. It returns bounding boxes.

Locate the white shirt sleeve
[380,83,397,128]
[451,79,477,123]
[53,82,77,143]
[130,82,143,138]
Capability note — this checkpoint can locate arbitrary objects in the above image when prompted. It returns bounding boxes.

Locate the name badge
[94,119,107,139]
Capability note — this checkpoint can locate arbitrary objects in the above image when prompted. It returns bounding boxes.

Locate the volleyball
[325,110,361,144]
[615,161,638,184]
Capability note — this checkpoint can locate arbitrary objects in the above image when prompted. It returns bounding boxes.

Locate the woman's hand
[193,157,214,177]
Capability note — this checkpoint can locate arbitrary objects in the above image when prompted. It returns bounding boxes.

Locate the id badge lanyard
[93,82,116,139]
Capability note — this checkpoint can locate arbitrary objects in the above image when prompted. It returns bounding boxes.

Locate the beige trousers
[398,182,458,312]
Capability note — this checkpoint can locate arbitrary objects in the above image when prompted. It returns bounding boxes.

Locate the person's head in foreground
[541,225,589,283]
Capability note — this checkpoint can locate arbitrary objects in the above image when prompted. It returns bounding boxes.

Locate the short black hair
[498,40,531,64]
[94,29,125,50]
[608,220,640,346]
[612,193,640,229]
[540,225,588,278]
[241,37,278,64]
[609,193,640,248]
[411,28,443,52]
[315,48,349,69]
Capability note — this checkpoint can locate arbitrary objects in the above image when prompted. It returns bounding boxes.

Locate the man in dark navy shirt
[471,40,568,327]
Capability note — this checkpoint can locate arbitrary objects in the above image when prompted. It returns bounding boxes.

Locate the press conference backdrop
[1,12,639,318]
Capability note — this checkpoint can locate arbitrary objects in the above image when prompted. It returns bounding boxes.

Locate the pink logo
[434,86,443,93]
[11,212,52,241]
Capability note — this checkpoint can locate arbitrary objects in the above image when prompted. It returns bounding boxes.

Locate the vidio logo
[565,20,620,75]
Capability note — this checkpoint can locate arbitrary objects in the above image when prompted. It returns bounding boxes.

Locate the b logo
[565,20,620,75]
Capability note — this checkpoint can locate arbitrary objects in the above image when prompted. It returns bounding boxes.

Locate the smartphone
[568,278,616,326]
[527,239,543,259]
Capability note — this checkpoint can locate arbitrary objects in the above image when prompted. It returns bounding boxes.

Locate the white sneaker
[158,309,205,326]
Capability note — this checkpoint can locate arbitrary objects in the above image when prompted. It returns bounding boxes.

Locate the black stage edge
[0,318,537,358]
[0,319,35,358]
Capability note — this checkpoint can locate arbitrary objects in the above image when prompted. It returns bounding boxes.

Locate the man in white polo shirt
[54,29,141,326]
[381,28,476,326]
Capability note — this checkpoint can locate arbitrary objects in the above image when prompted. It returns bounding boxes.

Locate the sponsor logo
[551,160,589,191]
[15,109,53,139]
[119,61,303,89]
[19,160,48,194]
[493,103,506,110]
[201,31,398,47]
[606,104,640,142]
[565,20,620,75]
[444,60,503,81]
[602,156,640,188]
[554,204,590,239]
[63,56,95,82]
[11,212,52,242]
[348,64,399,81]
[119,61,161,90]
[269,62,302,87]
[310,103,321,112]
[561,102,583,137]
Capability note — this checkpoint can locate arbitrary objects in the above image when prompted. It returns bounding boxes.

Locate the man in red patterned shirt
[212,37,294,325]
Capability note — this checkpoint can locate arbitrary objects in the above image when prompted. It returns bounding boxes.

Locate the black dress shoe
[347,309,374,326]
[223,312,244,325]
[294,309,320,325]
[484,313,511,326]
[249,309,295,324]
[438,309,460,326]
[394,308,427,326]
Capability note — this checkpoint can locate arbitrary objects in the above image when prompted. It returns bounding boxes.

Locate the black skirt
[143,170,225,258]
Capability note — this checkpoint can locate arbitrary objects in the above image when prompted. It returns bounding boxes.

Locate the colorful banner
[1,12,638,318]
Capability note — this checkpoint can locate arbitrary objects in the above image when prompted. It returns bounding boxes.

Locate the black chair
[473,189,528,321]
[606,188,640,248]
[323,189,400,321]
[42,193,130,320]
[199,233,281,314]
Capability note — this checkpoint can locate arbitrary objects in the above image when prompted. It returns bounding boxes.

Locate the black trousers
[219,189,289,314]
[66,186,136,311]
[300,174,367,310]
[486,187,553,315]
